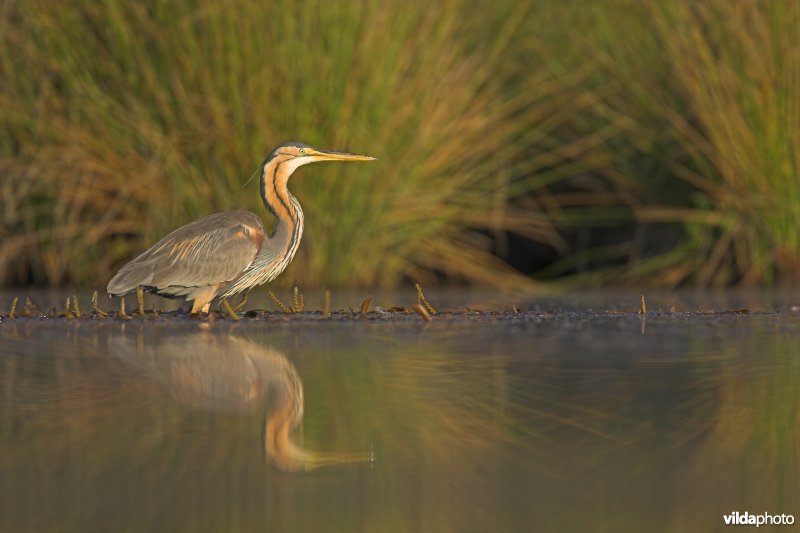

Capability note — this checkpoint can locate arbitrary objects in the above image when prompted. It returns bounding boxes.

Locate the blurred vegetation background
[0,0,798,289]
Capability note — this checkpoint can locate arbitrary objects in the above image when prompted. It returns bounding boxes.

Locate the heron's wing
[107,211,265,295]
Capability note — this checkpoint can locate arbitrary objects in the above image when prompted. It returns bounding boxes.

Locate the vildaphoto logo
[723,511,795,527]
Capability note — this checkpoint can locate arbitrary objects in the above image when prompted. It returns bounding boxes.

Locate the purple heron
[107,142,375,313]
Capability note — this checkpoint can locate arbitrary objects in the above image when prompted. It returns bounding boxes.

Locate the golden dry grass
[2,0,798,288]
[0,0,604,288]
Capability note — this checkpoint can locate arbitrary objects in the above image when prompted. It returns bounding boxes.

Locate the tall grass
[582,0,800,285]
[2,0,798,288]
[0,0,601,288]
[660,1,800,285]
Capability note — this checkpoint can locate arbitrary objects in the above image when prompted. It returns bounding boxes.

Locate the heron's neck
[259,154,305,265]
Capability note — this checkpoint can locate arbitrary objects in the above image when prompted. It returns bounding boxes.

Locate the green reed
[1,0,798,288]
[0,0,587,288]
[572,0,800,285]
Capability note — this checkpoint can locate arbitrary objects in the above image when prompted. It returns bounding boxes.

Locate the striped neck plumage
[251,153,305,282]
[220,153,307,297]
[260,153,305,239]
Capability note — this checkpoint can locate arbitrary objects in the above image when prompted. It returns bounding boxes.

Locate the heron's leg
[190,299,209,314]
[190,286,219,314]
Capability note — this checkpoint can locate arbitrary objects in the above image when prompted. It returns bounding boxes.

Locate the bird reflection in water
[109,332,369,471]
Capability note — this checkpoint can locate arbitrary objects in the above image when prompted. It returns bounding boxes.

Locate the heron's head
[270,142,375,169]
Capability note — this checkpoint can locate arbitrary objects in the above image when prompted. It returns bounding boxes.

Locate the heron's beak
[309,149,376,162]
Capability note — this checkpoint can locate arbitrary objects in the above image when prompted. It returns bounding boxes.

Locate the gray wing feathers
[107,211,264,296]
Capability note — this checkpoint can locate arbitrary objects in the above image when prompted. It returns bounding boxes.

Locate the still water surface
[1,291,798,532]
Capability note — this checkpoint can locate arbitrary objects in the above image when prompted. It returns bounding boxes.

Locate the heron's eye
[298,148,307,155]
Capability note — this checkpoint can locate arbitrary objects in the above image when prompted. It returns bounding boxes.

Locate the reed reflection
[109,331,367,471]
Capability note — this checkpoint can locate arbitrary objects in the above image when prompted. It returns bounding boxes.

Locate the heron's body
[106,142,374,313]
